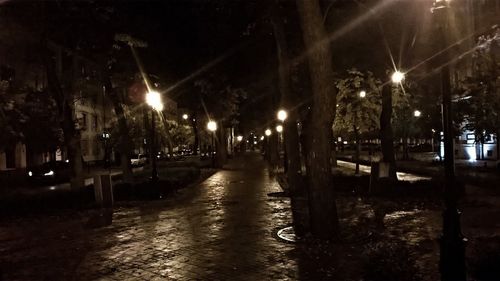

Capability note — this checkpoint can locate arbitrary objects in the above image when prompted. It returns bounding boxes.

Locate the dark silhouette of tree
[296,0,340,238]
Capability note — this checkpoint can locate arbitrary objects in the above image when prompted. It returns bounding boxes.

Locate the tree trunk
[331,138,337,168]
[143,107,150,154]
[104,79,133,183]
[354,126,360,175]
[192,114,199,155]
[42,41,84,191]
[159,116,174,157]
[215,124,227,168]
[272,11,309,236]
[481,140,485,160]
[497,129,500,161]
[403,135,409,160]
[269,130,279,170]
[380,83,397,180]
[296,0,340,239]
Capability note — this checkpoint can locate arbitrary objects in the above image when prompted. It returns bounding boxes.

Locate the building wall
[456,129,498,160]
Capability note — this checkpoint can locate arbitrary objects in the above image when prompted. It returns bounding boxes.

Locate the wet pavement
[1,152,499,280]
[0,153,297,280]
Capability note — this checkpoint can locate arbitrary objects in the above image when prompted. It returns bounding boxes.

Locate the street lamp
[276,125,283,133]
[207,120,217,167]
[145,91,163,182]
[265,129,272,136]
[413,110,422,117]
[237,135,243,142]
[182,114,188,120]
[391,70,405,84]
[277,109,288,122]
[359,90,367,98]
[432,0,466,280]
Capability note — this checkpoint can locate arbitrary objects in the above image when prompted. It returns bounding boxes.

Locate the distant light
[359,90,366,98]
[338,137,342,142]
[343,141,348,144]
[391,71,405,83]
[277,109,288,121]
[276,125,283,133]
[65,159,69,163]
[260,136,264,141]
[265,129,272,136]
[182,114,188,120]
[253,141,257,144]
[28,171,33,177]
[146,91,164,111]
[414,110,422,117]
[237,135,243,142]
[432,129,436,133]
[207,120,217,132]
[44,170,54,176]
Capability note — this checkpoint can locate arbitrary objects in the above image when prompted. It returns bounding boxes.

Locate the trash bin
[94,174,113,208]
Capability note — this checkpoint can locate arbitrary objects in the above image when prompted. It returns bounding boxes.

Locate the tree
[194,76,246,168]
[457,28,500,160]
[334,69,382,173]
[19,88,63,163]
[296,0,340,238]
[0,80,22,151]
[271,1,309,235]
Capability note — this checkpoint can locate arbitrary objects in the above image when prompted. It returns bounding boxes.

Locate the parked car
[27,161,71,183]
[130,154,148,167]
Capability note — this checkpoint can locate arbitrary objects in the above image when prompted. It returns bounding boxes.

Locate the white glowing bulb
[391,71,405,83]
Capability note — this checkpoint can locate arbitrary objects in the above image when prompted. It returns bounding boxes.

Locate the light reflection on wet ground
[337,160,432,182]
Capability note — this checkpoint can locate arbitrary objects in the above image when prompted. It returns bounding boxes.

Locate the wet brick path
[1,153,297,280]
[3,152,499,280]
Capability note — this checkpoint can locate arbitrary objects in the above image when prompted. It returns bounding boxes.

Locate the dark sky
[111,1,278,132]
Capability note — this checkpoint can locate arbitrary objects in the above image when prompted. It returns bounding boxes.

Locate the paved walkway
[0,153,298,280]
[2,153,500,280]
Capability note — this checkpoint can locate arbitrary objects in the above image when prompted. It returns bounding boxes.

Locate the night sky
[111,1,278,132]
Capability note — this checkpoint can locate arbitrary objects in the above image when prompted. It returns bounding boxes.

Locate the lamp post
[432,1,466,280]
[207,120,217,167]
[277,110,288,172]
[146,91,163,182]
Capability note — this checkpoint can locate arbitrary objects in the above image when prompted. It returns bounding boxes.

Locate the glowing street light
[207,120,217,132]
[277,109,288,122]
[260,136,264,141]
[391,71,405,84]
[145,91,164,183]
[265,129,272,136]
[359,90,366,98]
[182,114,188,120]
[145,91,163,111]
[237,135,243,142]
[276,125,283,133]
[413,110,422,117]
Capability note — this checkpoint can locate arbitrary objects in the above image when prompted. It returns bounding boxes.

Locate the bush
[115,167,201,200]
